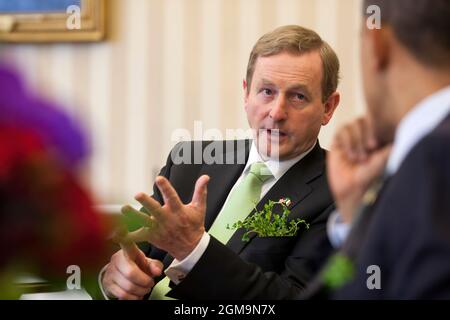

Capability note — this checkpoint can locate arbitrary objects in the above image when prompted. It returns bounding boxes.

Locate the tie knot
[249,162,272,183]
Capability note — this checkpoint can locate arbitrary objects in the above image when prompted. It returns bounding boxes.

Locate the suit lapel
[200,140,251,230]
[226,142,326,254]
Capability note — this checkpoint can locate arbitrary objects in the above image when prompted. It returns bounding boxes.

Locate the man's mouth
[265,129,288,138]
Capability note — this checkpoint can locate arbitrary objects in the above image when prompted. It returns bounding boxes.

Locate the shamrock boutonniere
[320,253,355,290]
[227,198,309,242]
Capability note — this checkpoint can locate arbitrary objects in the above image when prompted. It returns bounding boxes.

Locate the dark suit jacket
[144,140,334,299]
[332,113,450,299]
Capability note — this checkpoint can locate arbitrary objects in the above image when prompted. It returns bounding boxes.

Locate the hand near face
[327,117,392,223]
[121,175,210,261]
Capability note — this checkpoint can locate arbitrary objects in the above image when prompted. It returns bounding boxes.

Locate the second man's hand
[327,117,392,224]
[122,175,210,261]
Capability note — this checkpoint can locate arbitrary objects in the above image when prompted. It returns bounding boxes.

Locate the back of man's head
[246,25,340,102]
[364,0,450,68]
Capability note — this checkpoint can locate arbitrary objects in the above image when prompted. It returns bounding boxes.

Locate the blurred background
[0,0,364,205]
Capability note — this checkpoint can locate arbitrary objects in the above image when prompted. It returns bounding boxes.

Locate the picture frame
[0,0,105,43]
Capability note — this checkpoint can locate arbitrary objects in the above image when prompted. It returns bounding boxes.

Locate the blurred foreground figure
[0,64,108,299]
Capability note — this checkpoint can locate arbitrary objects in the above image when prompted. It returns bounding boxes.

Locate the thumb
[122,241,155,276]
[113,224,146,262]
[134,251,155,276]
[120,240,142,262]
[191,175,210,210]
[148,258,164,277]
[124,227,152,244]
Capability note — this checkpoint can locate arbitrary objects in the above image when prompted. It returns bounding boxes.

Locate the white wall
[1,0,366,204]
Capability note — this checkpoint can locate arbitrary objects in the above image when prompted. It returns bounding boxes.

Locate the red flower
[0,126,108,279]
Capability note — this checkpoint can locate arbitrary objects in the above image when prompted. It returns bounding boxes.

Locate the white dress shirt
[165,141,317,284]
[328,85,450,248]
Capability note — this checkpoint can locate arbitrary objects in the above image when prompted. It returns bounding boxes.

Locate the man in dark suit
[120,0,450,301]
[310,0,450,299]
[100,25,341,300]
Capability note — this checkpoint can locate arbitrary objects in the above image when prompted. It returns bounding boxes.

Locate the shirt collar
[386,85,450,175]
[243,141,317,180]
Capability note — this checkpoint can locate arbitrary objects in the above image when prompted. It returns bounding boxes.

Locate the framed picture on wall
[0,0,105,42]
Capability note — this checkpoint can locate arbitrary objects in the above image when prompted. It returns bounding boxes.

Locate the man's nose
[268,95,288,121]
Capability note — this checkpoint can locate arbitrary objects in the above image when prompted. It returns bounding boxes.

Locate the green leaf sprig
[227,198,309,242]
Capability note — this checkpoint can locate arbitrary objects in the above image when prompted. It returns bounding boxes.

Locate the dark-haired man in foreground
[311,0,450,299]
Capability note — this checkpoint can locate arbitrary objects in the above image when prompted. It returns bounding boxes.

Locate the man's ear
[322,92,340,126]
[243,79,249,105]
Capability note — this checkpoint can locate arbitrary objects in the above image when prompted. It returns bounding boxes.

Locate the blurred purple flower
[0,64,89,167]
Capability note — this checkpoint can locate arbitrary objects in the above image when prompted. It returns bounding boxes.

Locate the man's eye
[262,88,273,96]
[295,93,306,101]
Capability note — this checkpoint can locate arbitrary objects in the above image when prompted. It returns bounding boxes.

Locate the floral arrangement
[0,64,108,298]
[227,198,309,242]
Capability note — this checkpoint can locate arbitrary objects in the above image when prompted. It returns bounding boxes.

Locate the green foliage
[227,198,309,242]
[321,253,355,290]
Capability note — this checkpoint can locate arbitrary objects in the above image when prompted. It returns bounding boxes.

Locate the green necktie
[208,162,273,243]
[150,162,272,300]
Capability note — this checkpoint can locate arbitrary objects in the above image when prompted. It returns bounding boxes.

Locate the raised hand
[327,117,392,223]
[121,175,210,261]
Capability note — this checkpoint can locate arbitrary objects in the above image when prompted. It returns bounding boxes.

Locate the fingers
[103,250,157,300]
[133,253,163,278]
[128,243,154,276]
[112,250,155,289]
[154,176,183,210]
[109,264,154,297]
[104,282,142,300]
[335,117,378,162]
[132,194,163,218]
[124,227,153,244]
[355,117,377,152]
[148,258,164,277]
[121,205,154,227]
[119,239,142,261]
[111,223,146,261]
[365,144,392,178]
[134,193,161,213]
[191,175,210,210]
